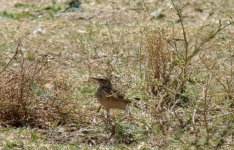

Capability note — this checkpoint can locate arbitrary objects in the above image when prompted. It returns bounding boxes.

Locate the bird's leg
[96,105,102,112]
[122,105,131,120]
[106,108,110,120]
[125,104,130,115]
[104,108,112,130]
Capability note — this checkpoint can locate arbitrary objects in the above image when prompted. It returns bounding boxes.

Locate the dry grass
[0,36,79,128]
[0,0,233,149]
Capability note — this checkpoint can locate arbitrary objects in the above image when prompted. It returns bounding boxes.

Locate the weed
[0,35,77,128]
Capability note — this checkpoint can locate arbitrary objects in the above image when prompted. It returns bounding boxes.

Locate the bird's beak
[91,77,100,82]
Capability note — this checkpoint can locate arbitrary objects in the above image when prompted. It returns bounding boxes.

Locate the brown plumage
[92,77,131,118]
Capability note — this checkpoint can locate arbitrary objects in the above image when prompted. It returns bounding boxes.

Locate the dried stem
[202,73,212,146]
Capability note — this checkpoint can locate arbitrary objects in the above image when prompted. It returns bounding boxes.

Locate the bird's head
[91,77,112,88]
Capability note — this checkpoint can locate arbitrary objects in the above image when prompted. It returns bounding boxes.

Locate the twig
[0,41,20,74]
[0,34,29,74]
[188,20,233,61]
[202,73,212,146]
[171,0,189,93]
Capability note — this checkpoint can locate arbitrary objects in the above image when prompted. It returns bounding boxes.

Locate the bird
[91,77,131,119]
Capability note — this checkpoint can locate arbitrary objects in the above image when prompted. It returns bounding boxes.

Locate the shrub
[0,36,76,128]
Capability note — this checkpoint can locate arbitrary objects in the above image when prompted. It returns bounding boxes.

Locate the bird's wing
[108,88,131,103]
[111,88,124,98]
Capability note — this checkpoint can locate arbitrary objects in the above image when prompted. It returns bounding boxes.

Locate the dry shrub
[145,29,173,96]
[0,38,76,128]
[144,3,233,147]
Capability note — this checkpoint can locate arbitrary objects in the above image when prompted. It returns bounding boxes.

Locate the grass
[0,0,233,149]
[0,1,63,20]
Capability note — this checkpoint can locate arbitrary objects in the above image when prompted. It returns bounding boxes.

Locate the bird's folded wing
[107,88,131,103]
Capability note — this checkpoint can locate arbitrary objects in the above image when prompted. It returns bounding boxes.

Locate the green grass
[0,10,35,20]
[0,2,63,20]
